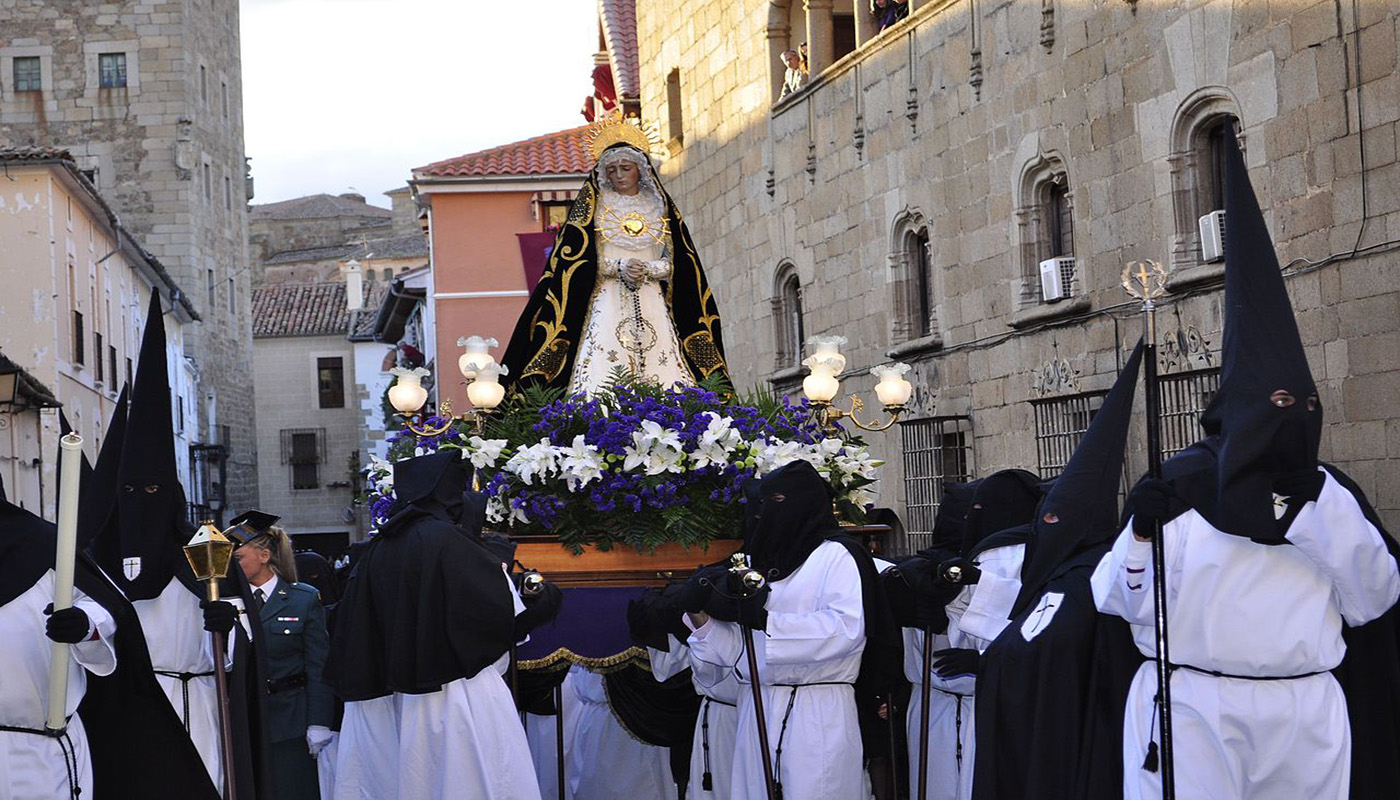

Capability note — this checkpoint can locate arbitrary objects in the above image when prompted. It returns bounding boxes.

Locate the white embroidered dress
[568,184,694,395]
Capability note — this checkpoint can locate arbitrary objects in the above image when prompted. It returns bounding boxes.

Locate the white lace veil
[596,146,664,209]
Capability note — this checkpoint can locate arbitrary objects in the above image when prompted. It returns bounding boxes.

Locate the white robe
[688,540,868,800]
[134,576,235,791]
[651,635,741,799]
[901,542,1023,800]
[0,573,116,800]
[1091,469,1400,800]
[565,665,678,800]
[333,568,542,800]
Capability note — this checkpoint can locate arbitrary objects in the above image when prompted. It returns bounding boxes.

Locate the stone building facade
[634,0,1400,545]
[0,0,258,515]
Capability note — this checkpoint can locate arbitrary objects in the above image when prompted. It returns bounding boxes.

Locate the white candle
[46,433,83,732]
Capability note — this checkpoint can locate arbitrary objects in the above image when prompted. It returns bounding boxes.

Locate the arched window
[1168,89,1242,271]
[888,209,939,346]
[772,262,805,369]
[1014,153,1076,308]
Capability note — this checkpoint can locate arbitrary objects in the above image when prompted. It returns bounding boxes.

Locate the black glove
[1128,477,1175,539]
[931,647,982,679]
[937,557,981,586]
[1272,468,1325,504]
[705,580,770,631]
[44,604,91,644]
[675,564,727,613]
[516,581,563,639]
[201,599,238,634]
[881,559,924,628]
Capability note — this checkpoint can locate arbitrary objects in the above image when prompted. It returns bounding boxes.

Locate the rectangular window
[176,395,185,434]
[228,277,235,314]
[199,65,207,104]
[108,345,118,389]
[72,311,85,365]
[542,201,571,230]
[281,428,325,490]
[900,416,975,553]
[666,69,683,145]
[1158,368,1221,459]
[224,175,232,210]
[207,269,215,309]
[14,57,41,92]
[203,163,212,202]
[221,81,229,118]
[1032,391,1106,478]
[1043,181,1073,258]
[93,332,105,382]
[909,230,933,339]
[98,52,127,88]
[125,357,133,386]
[317,357,345,408]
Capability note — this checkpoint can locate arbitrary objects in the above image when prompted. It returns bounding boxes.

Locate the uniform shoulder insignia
[290,582,322,602]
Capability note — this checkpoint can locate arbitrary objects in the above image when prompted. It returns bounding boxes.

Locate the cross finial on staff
[1122,259,1168,302]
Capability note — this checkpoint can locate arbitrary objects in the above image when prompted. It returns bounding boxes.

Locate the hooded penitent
[1186,130,1322,539]
[324,451,518,701]
[0,480,222,799]
[499,143,729,393]
[1011,342,1144,619]
[961,469,1044,558]
[748,460,841,581]
[92,294,196,600]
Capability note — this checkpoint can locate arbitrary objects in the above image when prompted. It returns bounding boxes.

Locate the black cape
[325,452,517,700]
[499,143,729,393]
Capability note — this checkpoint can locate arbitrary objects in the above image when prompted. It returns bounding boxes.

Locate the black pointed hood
[1012,342,1144,618]
[921,479,978,558]
[961,469,1043,557]
[748,460,840,581]
[94,294,194,600]
[1195,131,1321,537]
[79,387,128,548]
[380,451,468,536]
[0,481,61,606]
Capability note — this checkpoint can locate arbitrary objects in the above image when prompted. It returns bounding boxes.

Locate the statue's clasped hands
[621,258,648,289]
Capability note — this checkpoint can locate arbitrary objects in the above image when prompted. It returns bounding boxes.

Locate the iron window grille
[900,416,975,554]
[98,53,127,88]
[1032,390,1107,478]
[1158,367,1221,460]
[281,428,325,490]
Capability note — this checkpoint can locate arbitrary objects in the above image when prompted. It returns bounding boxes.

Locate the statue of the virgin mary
[499,114,729,396]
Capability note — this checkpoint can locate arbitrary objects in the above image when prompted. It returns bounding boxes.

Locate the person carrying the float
[1091,131,1400,800]
[88,293,268,799]
[972,344,1145,800]
[324,451,541,800]
[679,460,900,800]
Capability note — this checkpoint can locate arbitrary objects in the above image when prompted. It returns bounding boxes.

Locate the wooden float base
[509,536,743,588]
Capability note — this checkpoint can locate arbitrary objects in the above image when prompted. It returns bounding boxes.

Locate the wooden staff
[730,553,778,800]
[918,626,934,800]
[45,433,83,732]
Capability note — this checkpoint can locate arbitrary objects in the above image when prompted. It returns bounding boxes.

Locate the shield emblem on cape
[122,557,142,581]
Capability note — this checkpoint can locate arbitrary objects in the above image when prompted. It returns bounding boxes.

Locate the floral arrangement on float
[364,372,883,554]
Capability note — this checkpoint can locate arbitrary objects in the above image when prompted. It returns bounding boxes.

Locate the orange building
[410,127,591,411]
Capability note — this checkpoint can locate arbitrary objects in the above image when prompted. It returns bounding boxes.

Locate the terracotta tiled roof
[349,283,393,342]
[599,0,639,100]
[414,126,592,178]
[263,233,429,267]
[250,193,393,222]
[252,282,351,338]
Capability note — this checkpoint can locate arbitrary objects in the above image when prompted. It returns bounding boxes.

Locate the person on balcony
[779,49,808,100]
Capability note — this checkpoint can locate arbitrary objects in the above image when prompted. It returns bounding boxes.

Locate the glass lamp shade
[803,372,840,403]
[456,336,499,380]
[871,362,914,407]
[467,378,506,410]
[183,522,235,582]
[388,367,430,413]
[805,335,848,375]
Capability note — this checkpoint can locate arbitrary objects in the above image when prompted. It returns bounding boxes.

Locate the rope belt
[1170,663,1329,681]
[154,670,216,732]
[928,687,971,771]
[769,682,854,800]
[0,719,79,798]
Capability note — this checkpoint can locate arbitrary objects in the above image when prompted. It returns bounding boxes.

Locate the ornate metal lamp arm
[811,395,907,433]
[400,398,456,438]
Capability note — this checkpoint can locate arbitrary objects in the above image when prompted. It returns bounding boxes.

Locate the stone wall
[251,334,363,538]
[634,0,1400,541]
[0,0,259,511]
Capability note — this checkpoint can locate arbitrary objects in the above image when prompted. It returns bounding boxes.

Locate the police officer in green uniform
[229,511,334,799]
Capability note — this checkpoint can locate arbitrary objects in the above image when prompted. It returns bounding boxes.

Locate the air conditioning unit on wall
[1039,257,1077,302]
[1199,210,1227,263]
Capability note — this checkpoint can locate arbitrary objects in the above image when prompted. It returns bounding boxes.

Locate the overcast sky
[240,0,599,208]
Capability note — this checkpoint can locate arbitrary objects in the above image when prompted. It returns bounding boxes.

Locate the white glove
[306,725,334,757]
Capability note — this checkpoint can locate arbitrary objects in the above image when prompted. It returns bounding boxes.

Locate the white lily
[467,436,509,469]
[559,435,605,490]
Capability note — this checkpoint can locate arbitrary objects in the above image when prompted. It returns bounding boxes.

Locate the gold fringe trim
[515,645,650,674]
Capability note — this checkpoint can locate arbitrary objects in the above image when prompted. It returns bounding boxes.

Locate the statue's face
[605,159,641,196]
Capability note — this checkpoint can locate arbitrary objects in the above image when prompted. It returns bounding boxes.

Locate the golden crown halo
[586,110,667,163]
